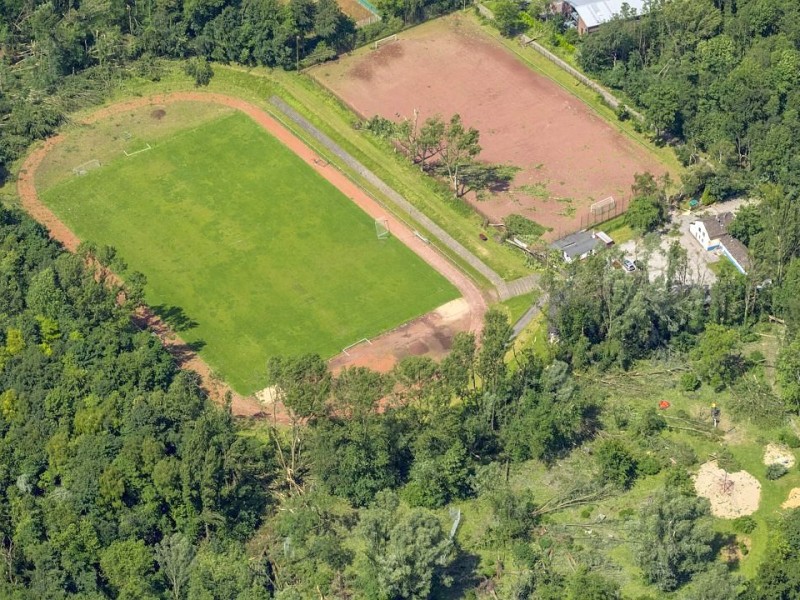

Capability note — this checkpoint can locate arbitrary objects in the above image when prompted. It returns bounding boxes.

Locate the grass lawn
[41,111,458,394]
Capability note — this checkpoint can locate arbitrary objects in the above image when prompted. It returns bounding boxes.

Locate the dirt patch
[694,461,761,519]
[329,297,472,373]
[764,443,796,468]
[18,91,487,419]
[783,488,800,510]
[150,108,167,120]
[312,15,666,239]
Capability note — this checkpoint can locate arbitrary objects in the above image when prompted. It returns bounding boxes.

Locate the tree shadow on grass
[433,550,480,599]
[168,339,207,365]
[152,304,199,332]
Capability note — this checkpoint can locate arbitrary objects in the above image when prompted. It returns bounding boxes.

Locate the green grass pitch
[42,111,459,394]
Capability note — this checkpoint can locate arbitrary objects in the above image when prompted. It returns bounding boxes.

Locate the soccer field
[41,111,458,394]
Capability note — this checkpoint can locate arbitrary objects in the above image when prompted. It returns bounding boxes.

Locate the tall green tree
[633,490,715,592]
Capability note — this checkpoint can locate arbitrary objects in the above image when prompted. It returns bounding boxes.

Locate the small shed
[550,230,602,263]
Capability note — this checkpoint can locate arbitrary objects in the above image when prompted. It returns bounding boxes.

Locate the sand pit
[694,461,761,519]
[783,488,800,510]
[764,444,796,468]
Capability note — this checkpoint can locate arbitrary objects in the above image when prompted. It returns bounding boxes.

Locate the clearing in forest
[311,14,667,237]
[39,109,458,394]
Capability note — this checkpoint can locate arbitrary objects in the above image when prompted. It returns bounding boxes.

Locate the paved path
[497,273,540,301]
[269,96,508,291]
[512,293,547,338]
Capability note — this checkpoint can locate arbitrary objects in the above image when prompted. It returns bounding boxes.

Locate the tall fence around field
[517,34,644,122]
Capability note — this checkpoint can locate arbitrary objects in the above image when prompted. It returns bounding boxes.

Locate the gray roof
[565,0,647,28]
[551,230,601,259]
[699,212,734,239]
[719,234,751,272]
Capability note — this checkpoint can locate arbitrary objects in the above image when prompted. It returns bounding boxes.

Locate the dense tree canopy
[576,0,800,199]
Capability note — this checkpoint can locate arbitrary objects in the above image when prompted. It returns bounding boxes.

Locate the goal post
[72,159,101,176]
[375,217,390,240]
[590,196,616,215]
[373,34,397,50]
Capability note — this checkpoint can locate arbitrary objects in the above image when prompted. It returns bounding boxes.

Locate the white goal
[590,195,616,215]
[124,143,152,157]
[72,159,101,176]
[375,217,390,239]
[373,34,397,50]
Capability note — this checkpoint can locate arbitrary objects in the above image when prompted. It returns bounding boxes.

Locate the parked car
[622,259,636,272]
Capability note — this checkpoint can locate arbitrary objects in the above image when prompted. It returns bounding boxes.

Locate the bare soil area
[783,488,800,509]
[763,443,796,468]
[311,15,666,238]
[694,461,761,519]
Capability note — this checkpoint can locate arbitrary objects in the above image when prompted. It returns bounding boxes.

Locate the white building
[689,212,751,275]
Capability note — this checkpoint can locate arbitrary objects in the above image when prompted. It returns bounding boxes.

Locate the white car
[622,259,636,272]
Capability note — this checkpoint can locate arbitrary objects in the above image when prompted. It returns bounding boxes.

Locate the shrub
[664,467,694,496]
[503,214,546,238]
[637,455,663,476]
[619,507,635,520]
[680,372,701,392]
[633,409,667,438]
[596,439,638,489]
[778,430,800,449]
[580,506,594,519]
[732,516,757,534]
[766,463,789,480]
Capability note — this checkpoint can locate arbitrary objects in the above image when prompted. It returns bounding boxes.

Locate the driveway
[619,203,752,287]
[618,198,755,285]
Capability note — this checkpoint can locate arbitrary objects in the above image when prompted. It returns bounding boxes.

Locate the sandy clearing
[783,488,800,510]
[694,461,761,519]
[764,444,796,468]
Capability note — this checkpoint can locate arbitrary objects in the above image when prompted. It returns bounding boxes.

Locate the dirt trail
[17,91,487,417]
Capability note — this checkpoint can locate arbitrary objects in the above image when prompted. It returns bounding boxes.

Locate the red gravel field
[311,15,667,236]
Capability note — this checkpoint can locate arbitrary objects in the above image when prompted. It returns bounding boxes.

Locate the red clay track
[17,92,487,418]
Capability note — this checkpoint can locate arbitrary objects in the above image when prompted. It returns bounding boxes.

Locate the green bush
[580,506,594,519]
[664,467,694,495]
[596,439,639,489]
[503,214,546,238]
[766,463,789,480]
[619,507,635,520]
[680,372,701,392]
[732,516,757,534]
[778,430,800,449]
[637,454,663,476]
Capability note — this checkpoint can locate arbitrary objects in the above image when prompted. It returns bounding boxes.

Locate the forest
[0,186,798,597]
[576,0,800,202]
[2,0,800,597]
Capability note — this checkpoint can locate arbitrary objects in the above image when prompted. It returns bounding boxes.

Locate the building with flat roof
[551,230,613,263]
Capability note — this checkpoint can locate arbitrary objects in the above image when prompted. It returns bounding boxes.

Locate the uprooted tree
[365,112,518,198]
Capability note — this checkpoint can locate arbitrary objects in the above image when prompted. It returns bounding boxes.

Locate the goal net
[373,34,397,50]
[591,196,616,215]
[72,159,101,176]
[375,217,390,239]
